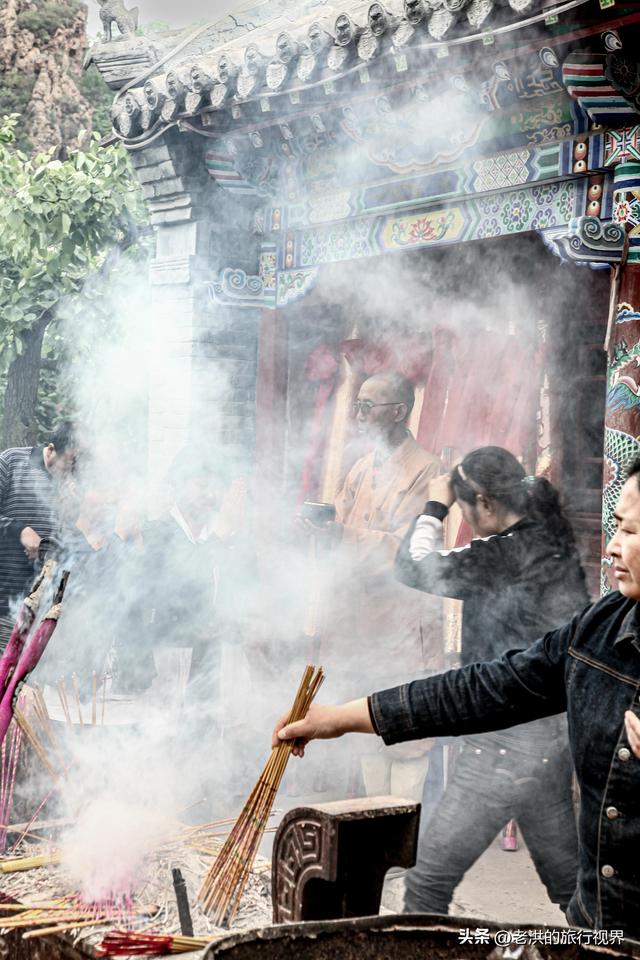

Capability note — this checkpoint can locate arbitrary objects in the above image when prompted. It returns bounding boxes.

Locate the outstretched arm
[274,615,577,755]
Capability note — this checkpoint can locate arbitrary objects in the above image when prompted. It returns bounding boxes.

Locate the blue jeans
[404,736,578,914]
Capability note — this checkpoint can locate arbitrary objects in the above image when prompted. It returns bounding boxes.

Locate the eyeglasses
[352,400,404,416]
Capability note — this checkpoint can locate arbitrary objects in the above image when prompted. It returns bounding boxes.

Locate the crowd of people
[2,368,638,937]
[0,427,248,708]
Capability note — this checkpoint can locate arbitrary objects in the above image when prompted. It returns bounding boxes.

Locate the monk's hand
[428,473,455,508]
[272,699,374,757]
[324,521,343,543]
[296,517,342,543]
[624,711,640,759]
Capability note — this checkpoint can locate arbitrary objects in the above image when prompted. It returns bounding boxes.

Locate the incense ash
[62,797,173,905]
[1,825,272,952]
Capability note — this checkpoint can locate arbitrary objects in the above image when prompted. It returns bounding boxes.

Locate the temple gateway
[87,0,640,597]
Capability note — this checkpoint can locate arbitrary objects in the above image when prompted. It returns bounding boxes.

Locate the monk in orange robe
[310,372,445,799]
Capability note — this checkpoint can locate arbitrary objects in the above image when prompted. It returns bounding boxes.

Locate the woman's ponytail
[524,476,576,551]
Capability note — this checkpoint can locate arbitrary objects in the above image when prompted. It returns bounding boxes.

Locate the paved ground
[381,835,566,925]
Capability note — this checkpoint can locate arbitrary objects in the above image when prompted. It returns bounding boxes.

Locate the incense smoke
[12,4,606,916]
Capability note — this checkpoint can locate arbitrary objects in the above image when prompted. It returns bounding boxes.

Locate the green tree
[0,114,148,447]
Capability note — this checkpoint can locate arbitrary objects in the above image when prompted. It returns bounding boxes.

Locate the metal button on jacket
[618,747,631,762]
[601,865,615,879]
[606,807,619,820]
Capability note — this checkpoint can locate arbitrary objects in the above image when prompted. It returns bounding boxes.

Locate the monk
[307,371,445,799]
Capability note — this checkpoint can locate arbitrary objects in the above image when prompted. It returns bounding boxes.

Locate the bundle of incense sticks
[96,931,215,956]
[0,722,22,852]
[0,851,61,873]
[0,896,153,938]
[0,569,70,745]
[56,672,108,729]
[13,702,63,783]
[0,904,112,933]
[0,560,54,700]
[199,664,324,926]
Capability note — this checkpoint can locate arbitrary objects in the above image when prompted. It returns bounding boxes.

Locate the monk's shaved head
[361,372,415,421]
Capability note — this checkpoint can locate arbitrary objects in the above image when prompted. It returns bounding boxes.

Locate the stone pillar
[255,308,289,509]
[602,161,640,590]
[535,318,553,480]
[127,128,261,501]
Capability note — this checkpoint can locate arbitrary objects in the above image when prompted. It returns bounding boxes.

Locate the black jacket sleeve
[395,514,518,601]
[369,612,578,744]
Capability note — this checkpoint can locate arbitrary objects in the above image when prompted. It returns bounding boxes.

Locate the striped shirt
[0,447,57,615]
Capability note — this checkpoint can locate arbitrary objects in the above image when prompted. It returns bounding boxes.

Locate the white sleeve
[409,515,444,562]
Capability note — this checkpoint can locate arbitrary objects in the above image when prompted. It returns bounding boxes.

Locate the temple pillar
[535,319,553,481]
[602,161,640,590]
[127,128,260,501]
[255,307,289,511]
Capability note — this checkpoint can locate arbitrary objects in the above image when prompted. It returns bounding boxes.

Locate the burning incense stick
[2,899,154,933]
[101,673,107,725]
[32,685,59,747]
[198,664,324,925]
[71,673,84,728]
[9,780,61,854]
[13,708,60,782]
[23,918,114,939]
[0,723,22,852]
[92,671,97,726]
[31,685,65,768]
[57,678,72,727]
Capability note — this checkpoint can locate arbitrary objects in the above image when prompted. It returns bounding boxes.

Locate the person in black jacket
[273,452,640,936]
[389,446,589,914]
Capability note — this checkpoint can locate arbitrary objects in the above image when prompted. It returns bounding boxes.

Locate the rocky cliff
[0,0,109,152]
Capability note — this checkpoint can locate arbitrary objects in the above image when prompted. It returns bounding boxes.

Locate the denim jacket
[369,590,640,936]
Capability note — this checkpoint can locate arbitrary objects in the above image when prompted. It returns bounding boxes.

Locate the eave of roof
[85,0,638,145]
